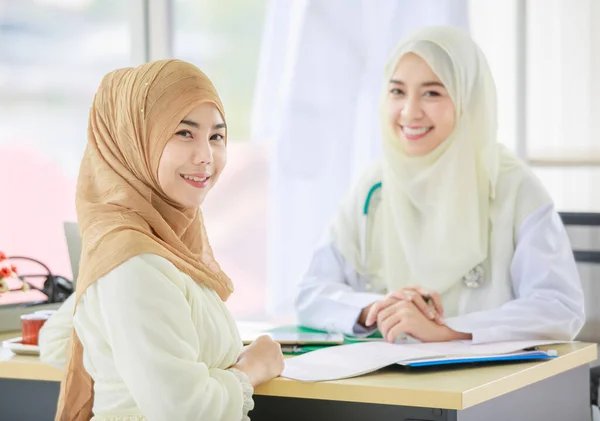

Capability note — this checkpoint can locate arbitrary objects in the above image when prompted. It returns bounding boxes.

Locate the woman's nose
[401,96,424,120]
[192,138,213,165]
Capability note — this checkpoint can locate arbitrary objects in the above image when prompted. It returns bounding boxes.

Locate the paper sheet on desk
[282,341,434,382]
[282,339,570,382]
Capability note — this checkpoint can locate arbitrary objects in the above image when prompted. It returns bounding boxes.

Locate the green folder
[267,325,383,355]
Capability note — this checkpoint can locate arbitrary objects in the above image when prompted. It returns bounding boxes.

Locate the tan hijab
[55,59,233,420]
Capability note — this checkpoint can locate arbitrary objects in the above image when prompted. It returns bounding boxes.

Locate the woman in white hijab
[295,26,585,344]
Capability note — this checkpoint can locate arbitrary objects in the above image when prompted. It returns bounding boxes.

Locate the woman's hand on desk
[364,287,445,327]
[392,287,445,322]
[364,293,471,343]
[232,335,284,387]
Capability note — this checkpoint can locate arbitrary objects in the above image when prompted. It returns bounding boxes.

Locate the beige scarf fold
[55,59,233,421]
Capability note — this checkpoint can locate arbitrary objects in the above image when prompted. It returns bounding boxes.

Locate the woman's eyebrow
[179,119,227,130]
[180,119,199,128]
[421,81,445,88]
[389,79,445,88]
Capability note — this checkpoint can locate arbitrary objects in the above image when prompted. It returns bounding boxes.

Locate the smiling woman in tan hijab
[55,59,283,421]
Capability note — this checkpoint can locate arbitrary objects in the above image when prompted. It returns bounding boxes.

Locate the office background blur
[1,0,599,320]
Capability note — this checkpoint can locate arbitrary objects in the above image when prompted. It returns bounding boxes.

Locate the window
[525,0,600,162]
[0,0,132,305]
[470,0,600,211]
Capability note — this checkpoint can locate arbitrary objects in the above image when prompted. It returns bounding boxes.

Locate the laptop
[63,222,81,288]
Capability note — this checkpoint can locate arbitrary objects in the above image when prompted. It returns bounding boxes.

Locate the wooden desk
[253,343,597,421]
[0,330,596,421]
[0,332,62,382]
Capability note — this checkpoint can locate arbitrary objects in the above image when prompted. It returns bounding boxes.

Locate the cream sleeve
[74,254,253,421]
[38,292,75,370]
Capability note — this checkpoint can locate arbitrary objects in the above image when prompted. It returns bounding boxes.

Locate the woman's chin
[402,141,432,157]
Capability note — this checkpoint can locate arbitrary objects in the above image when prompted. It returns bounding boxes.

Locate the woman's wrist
[232,362,258,387]
[441,325,472,341]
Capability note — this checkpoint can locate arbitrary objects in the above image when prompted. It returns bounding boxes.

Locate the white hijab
[378,26,502,294]
[328,26,541,298]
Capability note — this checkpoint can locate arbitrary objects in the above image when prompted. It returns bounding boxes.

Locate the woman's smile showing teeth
[180,173,211,188]
[401,125,433,140]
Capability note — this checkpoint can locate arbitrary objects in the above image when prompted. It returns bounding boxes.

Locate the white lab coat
[296,203,585,343]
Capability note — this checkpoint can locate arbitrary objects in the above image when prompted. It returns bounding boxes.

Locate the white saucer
[2,337,40,356]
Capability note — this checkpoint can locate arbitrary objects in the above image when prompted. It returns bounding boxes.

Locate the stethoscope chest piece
[462,264,485,288]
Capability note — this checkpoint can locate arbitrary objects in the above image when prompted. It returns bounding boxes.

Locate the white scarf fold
[331,26,523,295]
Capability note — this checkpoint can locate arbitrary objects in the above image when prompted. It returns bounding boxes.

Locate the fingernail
[429,312,435,319]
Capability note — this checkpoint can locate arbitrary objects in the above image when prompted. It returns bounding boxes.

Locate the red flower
[0,251,6,262]
[0,267,11,278]
[11,264,18,274]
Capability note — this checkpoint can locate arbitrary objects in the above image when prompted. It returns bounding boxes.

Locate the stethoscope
[361,182,485,288]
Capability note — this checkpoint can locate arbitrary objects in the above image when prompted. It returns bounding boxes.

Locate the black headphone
[7,256,74,304]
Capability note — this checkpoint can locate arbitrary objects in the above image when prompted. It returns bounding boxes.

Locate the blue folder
[401,351,556,367]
